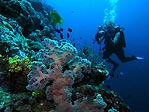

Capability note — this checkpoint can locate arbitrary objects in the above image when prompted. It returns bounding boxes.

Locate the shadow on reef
[0,0,130,112]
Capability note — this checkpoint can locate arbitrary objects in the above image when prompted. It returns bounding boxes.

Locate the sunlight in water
[104,0,118,24]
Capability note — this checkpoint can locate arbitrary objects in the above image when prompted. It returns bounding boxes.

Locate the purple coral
[26,38,94,111]
[26,61,50,90]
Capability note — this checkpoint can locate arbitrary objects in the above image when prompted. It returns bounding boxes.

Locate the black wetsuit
[102,30,137,74]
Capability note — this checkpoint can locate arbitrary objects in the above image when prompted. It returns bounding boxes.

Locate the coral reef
[0,0,53,36]
[0,14,29,57]
[0,0,130,112]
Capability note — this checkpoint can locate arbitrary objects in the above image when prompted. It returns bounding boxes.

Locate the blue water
[45,0,149,111]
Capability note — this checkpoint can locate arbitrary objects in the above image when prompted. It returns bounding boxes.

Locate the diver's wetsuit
[102,30,137,74]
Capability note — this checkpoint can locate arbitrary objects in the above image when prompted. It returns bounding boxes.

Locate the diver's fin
[136,56,144,60]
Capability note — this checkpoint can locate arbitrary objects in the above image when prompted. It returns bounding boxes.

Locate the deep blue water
[45,0,149,111]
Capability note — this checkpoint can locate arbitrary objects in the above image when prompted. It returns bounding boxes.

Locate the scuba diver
[95,22,144,77]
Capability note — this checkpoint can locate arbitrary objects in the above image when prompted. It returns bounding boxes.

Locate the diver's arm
[98,36,104,44]
[95,30,105,44]
[113,32,120,44]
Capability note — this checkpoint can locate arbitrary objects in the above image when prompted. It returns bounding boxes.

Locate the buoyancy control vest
[104,29,126,48]
[115,30,126,48]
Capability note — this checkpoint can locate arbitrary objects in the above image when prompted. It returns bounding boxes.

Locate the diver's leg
[102,48,112,60]
[103,49,119,77]
[106,58,119,76]
[103,48,119,67]
[106,58,119,68]
[115,48,137,62]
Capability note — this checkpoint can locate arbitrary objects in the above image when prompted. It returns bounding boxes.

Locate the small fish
[50,11,63,25]
[55,29,61,33]
[72,11,74,13]
[73,43,75,47]
[60,28,63,31]
[60,33,63,39]
[67,32,70,38]
[68,28,72,32]
[82,47,89,55]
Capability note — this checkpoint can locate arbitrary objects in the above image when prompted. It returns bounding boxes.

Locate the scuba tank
[114,26,126,48]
